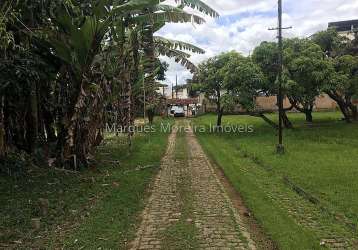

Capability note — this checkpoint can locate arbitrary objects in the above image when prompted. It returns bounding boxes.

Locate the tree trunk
[278,96,293,128]
[62,84,89,168]
[282,111,293,128]
[114,20,133,147]
[217,110,223,127]
[142,20,156,126]
[148,109,155,124]
[0,95,5,157]
[129,29,139,127]
[43,107,56,142]
[256,113,278,129]
[86,77,109,155]
[305,110,313,122]
[349,103,357,120]
[216,90,222,127]
[326,91,352,123]
[28,81,39,153]
[337,101,351,123]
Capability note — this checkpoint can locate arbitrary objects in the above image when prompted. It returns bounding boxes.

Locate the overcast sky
[156,0,358,88]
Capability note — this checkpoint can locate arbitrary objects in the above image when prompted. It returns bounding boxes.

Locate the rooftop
[328,19,358,32]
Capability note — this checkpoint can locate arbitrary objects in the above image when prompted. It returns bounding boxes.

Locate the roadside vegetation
[0,0,218,169]
[191,29,358,128]
[0,119,172,249]
[194,112,358,249]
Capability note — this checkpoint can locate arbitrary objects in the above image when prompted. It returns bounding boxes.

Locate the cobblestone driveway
[130,122,256,250]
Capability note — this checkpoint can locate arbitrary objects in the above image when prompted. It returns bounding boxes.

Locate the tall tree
[252,41,293,128]
[195,51,277,128]
[284,38,332,122]
[312,29,358,122]
[195,52,232,126]
[222,52,278,129]
[326,55,358,121]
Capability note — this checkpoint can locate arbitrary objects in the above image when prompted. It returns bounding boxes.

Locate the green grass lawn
[193,112,358,249]
[0,118,172,249]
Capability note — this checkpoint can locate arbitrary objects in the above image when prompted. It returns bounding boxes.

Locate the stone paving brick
[130,123,255,250]
[186,126,255,250]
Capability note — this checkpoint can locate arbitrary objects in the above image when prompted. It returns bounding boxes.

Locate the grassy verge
[0,118,173,249]
[162,125,199,250]
[193,112,358,249]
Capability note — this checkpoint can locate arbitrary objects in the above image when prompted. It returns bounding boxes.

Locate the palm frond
[132,10,205,25]
[156,44,197,73]
[152,4,184,12]
[112,0,159,15]
[154,36,205,54]
[174,0,219,18]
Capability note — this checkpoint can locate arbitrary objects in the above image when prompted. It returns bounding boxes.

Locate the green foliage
[174,0,219,18]
[0,3,16,51]
[222,54,266,111]
[311,28,347,57]
[310,28,358,120]
[195,51,266,112]
[0,119,173,248]
[0,152,29,178]
[155,60,169,81]
[252,41,279,93]
[252,35,358,122]
[329,55,358,97]
[284,38,333,112]
[0,0,216,165]
[195,52,233,101]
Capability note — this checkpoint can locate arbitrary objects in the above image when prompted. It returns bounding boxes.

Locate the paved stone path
[130,122,256,250]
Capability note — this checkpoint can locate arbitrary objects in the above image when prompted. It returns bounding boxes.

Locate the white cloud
[157,0,358,86]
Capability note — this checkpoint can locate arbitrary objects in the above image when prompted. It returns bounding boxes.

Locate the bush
[0,152,29,178]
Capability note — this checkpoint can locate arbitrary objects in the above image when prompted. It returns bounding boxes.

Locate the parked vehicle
[174,107,185,117]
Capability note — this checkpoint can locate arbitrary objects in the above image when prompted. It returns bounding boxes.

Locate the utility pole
[171,83,174,99]
[143,75,146,122]
[175,74,178,99]
[269,0,292,154]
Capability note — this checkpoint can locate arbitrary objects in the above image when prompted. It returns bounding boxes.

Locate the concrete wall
[199,94,338,113]
[315,94,338,110]
[255,94,337,111]
[255,96,291,110]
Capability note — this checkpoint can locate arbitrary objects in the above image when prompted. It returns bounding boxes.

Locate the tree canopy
[0,0,218,168]
[196,28,358,126]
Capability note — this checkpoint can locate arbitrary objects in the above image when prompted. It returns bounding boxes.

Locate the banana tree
[0,2,15,157]
[47,0,218,167]
[135,1,218,122]
[48,0,162,166]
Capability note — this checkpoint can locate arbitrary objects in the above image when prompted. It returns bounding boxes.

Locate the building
[174,88,189,99]
[158,84,190,100]
[328,19,358,40]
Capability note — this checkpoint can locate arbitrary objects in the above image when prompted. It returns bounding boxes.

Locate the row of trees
[0,0,218,170]
[194,28,358,127]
